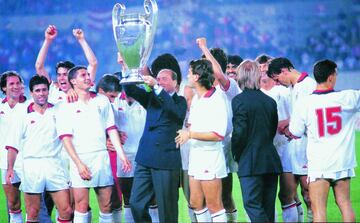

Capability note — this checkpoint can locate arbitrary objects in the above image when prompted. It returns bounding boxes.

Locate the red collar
[27,102,54,113]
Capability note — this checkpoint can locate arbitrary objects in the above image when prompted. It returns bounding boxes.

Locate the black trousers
[239,173,278,222]
[130,164,180,223]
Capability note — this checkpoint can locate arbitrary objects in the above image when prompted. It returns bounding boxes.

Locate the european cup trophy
[112,0,158,85]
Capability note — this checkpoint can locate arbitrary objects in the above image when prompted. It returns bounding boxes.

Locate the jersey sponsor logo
[315,106,342,137]
[76,109,81,113]
[0,111,4,115]
[30,120,35,124]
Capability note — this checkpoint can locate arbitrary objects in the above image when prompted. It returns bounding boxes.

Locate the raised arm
[196,37,229,88]
[35,25,57,83]
[73,29,98,82]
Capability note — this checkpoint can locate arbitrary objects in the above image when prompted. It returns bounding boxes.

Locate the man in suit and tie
[125,68,187,222]
[231,60,282,222]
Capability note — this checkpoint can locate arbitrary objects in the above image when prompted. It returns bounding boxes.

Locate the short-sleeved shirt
[57,93,116,154]
[290,89,360,173]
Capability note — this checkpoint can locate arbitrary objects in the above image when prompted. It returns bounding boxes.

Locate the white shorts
[1,169,21,185]
[21,157,70,193]
[180,141,190,171]
[188,148,227,180]
[288,138,308,175]
[70,151,113,188]
[308,168,355,184]
[275,142,292,173]
[117,153,136,178]
[223,138,238,173]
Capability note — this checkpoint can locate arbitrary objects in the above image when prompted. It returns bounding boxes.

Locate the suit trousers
[130,164,180,222]
[239,173,278,222]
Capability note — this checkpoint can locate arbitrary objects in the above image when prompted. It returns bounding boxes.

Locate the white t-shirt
[48,83,67,104]
[56,93,116,154]
[290,89,360,173]
[0,98,29,169]
[113,94,146,155]
[188,88,227,151]
[6,102,62,158]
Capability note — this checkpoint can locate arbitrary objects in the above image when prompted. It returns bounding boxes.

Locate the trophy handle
[112,3,126,43]
[144,0,158,29]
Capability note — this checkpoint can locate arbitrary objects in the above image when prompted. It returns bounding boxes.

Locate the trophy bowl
[112,0,158,85]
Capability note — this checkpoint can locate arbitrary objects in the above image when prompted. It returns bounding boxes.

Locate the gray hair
[236,59,261,90]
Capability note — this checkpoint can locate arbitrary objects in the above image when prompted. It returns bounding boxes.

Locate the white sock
[99,212,112,223]
[74,211,89,223]
[194,208,211,222]
[112,208,122,223]
[88,209,92,223]
[9,210,23,223]
[124,207,134,223]
[188,207,197,222]
[296,202,304,222]
[307,208,313,222]
[226,209,237,222]
[25,214,38,222]
[282,202,298,222]
[57,216,72,223]
[149,206,159,223]
[211,209,227,222]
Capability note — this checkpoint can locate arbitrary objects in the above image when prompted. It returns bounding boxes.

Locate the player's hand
[66,88,78,103]
[118,151,131,173]
[196,37,207,50]
[77,162,92,180]
[175,129,190,148]
[278,119,290,134]
[284,128,300,141]
[106,138,116,151]
[119,131,128,145]
[5,169,14,185]
[143,75,157,88]
[73,28,84,41]
[45,25,57,40]
[117,52,128,71]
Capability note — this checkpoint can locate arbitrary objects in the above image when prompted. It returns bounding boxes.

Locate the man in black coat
[231,60,282,222]
[125,68,187,223]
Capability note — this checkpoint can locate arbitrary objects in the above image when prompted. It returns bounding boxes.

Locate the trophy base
[120,76,144,85]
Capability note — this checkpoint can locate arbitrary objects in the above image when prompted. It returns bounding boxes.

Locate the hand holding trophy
[112,0,158,85]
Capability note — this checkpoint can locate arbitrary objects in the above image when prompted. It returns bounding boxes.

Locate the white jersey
[188,87,227,152]
[6,102,62,158]
[48,83,67,104]
[262,85,291,148]
[56,93,116,154]
[290,89,360,174]
[113,94,146,156]
[288,73,317,174]
[0,97,28,169]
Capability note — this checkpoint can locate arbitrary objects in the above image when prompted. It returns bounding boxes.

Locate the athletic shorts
[223,138,238,173]
[117,152,137,178]
[21,157,70,193]
[276,143,292,173]
[188,148,227,180]
[288,138,308,175]
[1,168,21,185]
[308,168,355,184]
[70,151,113,188]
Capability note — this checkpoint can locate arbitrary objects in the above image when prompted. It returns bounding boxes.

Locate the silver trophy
[112,0,158,85]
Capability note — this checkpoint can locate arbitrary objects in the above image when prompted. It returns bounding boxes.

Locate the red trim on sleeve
[5,146,18,153]
[220,78,231,92]
[59,134,73,140]
[212,131,224,140]
[106,125,118,133]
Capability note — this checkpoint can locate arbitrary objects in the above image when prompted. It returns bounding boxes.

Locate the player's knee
[59,205,73,219]
[26,206,40,219]
[76,202,90,213]
[190,197,204,210]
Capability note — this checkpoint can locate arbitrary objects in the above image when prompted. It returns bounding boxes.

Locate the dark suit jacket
[231,88,282,177]
[124,85,187,170]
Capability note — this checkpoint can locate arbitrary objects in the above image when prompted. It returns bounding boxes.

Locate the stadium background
[0,0,359,221]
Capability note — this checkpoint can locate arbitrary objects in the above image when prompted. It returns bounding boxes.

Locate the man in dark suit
[231,60,282,222]
[125,68,187,222]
